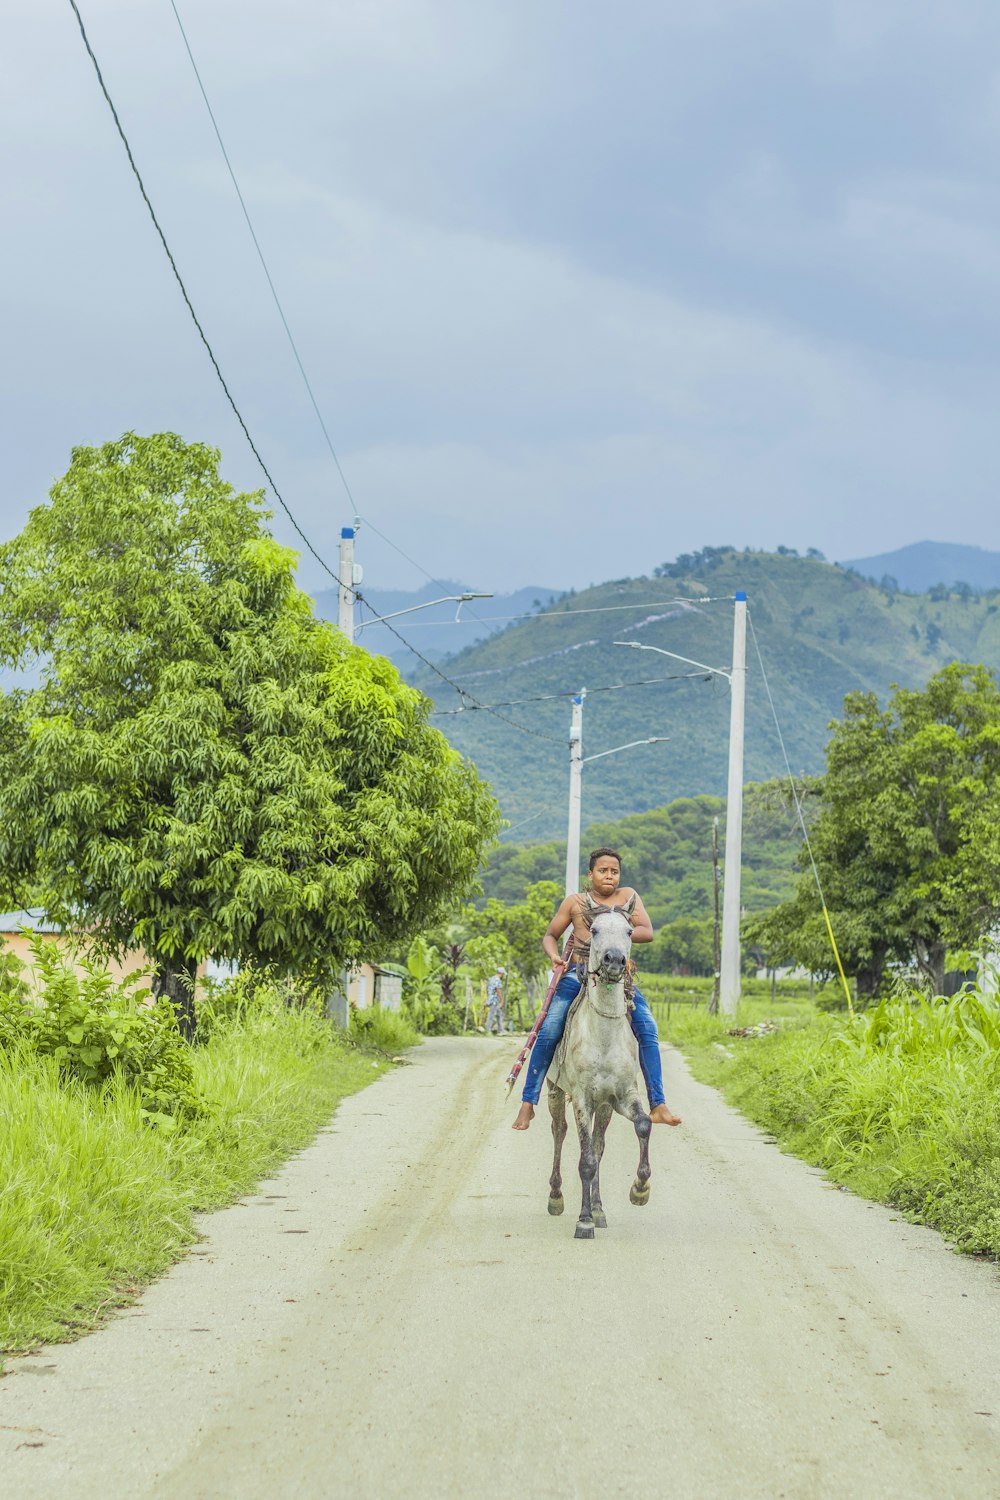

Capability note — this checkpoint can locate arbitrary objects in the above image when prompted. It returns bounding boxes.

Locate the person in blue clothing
[511,847,682,1131]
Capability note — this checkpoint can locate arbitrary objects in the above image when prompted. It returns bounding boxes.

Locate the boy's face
[590,857,621,899]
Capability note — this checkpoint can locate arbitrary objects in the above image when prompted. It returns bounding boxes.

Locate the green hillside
[407,548,1000,838]
[481,788,804,920]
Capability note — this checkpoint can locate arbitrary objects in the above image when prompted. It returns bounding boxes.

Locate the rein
[585,967,630,1019]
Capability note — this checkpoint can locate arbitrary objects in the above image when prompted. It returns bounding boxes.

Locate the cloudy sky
[5,0,1000,596]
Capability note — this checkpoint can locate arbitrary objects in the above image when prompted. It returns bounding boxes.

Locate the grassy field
[661,989,1000,1259]
[0,998,418,1356]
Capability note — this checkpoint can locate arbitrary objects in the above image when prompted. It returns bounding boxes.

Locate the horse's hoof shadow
[574,1222,596,1240]
[591,1208,607,1229]
[547,1196,565,1217]
[629,1184,651,1206]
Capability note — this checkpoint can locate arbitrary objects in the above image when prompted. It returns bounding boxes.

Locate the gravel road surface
[3,1036,1000,1499]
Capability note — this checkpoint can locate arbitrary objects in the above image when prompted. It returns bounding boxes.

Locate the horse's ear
[622,892,637,918]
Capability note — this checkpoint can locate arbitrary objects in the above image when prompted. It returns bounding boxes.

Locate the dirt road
[3,1037,1000,1498]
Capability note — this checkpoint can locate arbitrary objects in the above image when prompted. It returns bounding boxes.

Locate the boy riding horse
[511,847,682,1130]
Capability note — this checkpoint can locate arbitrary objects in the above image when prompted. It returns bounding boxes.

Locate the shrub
[350,1004,419,1052]
[0,938,200,1126]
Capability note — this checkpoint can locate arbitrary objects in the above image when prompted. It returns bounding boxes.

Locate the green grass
[0,1001,407,1356]
[349,1003,421,1053]
[663,989,1000,1259]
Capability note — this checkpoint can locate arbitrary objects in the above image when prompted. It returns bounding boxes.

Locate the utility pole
[564,690,586,898]
[720,592,747,1016]
[563,693,668,900]
[338,526,357,643]
[710,814,721,1016]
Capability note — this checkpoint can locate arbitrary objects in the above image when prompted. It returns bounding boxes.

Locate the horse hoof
[592,1209,607,1229]
[548,1196,564,1217]
[629,1184,650,1206]
[574,1222,596,1240]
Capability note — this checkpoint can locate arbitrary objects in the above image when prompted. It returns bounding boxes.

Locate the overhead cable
[66,0,350,595]
[167,0,361,517]
[357,600,560,742]
[166,1,495,626]
[747,609,854,1016]
[67,3,553,744]
[362,594,735,635]
[430,671,713,715]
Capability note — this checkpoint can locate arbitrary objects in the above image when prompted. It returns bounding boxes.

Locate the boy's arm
[542,895,577,967]
[628,891,655,945]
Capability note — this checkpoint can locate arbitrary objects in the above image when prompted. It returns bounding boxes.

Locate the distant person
[486,967,507,1034]
[511,847,682,1130]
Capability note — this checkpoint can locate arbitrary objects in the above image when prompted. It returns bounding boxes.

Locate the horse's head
[588,896,636,985]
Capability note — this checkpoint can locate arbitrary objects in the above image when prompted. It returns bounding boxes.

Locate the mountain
[400,548,1000,839]
[841,541,1000,593]
[313,579,558,670]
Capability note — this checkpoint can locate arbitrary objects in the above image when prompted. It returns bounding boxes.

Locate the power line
[747,608,854,1015]
[165,1,495,627]
[67,2,553,745]
[167,0,361,519]
[360,593,735,635]
[356,599,560,742]
[169,3,739,638]
[430,671,713,715]
[66,0,350,596]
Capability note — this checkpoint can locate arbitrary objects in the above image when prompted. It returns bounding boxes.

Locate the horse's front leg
[590,1101,613,1229]
[547,1083,567,1216]
[627,1096,652,1206]
[571,1097,598,1240]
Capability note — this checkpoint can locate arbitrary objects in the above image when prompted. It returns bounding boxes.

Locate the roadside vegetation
[0,956,417,1357]
[664,984,1000,1260]
[0,432,501,1037]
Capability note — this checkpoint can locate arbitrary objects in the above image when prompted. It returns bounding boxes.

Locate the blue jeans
[521,970,665,1107]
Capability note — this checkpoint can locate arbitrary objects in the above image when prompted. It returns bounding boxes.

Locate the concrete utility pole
[563,689,670,899]
[711,814,721,1016]
[564,690,586,898]
[719,592,747,1016]
[338,526,357,643]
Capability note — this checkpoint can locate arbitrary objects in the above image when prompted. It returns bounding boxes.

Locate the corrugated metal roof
[0,908,63,935]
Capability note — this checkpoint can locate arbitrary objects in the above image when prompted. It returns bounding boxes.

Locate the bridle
[586,916,633,1018]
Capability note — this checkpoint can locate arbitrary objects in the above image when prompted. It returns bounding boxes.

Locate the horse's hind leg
[547,1084,567,1216]
[590,1101,613,1229]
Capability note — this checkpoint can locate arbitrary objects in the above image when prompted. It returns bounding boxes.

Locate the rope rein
[585,966,633,1019]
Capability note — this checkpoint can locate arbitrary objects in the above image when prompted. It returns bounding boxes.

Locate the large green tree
[747,664,1000,996]
[0,433,500,1029]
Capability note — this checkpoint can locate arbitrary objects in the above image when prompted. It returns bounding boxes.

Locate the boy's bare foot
[512,1102,535,1130]
[649,1103,682,1126]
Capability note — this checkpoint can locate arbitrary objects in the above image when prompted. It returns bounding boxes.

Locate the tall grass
[349,1003,420,1054]
[0,998,406,1355]
[668,988,1000,1258]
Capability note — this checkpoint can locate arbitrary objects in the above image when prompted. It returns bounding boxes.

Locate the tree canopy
[747,663,1000,995]
[0,433,500,1023]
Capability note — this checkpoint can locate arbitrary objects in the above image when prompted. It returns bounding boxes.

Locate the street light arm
[356,593,494,633]
[614,640,731,682]
[454,592,492,622]
[582,736,670,765]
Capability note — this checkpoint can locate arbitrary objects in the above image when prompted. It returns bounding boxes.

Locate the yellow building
[0,908,155,994]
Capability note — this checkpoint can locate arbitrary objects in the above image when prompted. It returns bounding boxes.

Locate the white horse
[546,898,653,1239]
